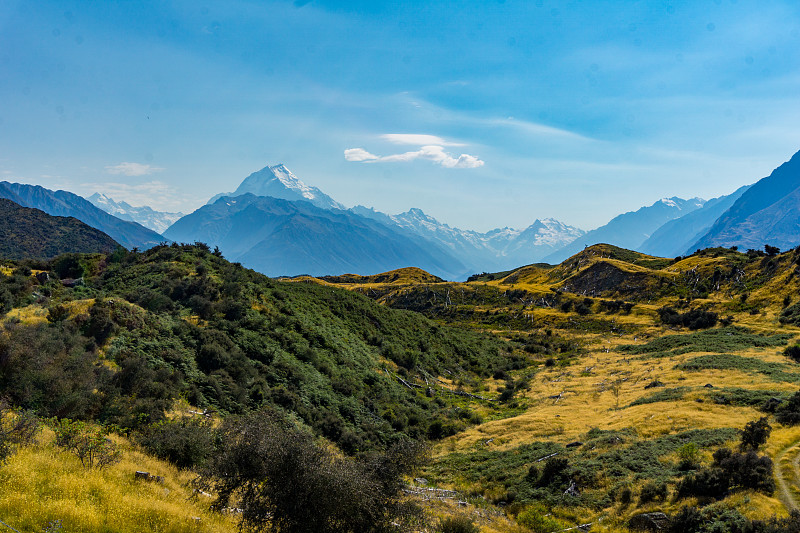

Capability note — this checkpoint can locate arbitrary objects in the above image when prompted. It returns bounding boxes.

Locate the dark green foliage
[670,506,800,533]
[196,410,427,533]
[0,198,119,260]
[776,391,800,425]
[708,388,786,409]
[430,428,735,510]
[437,516,480,533]
[677,354,800,383]
[779,302,800,326]
[619,326,791,359]
[740,417,771,451]
[135,416,216,469]
[638,481,667,504]
[658,306,718,329]
[629,387,689,407]
[676,447,774,500]
[537,456,570,487]
[785,344,800,362]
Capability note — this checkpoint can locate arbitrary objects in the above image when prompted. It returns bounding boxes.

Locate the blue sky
[1,0,799,231]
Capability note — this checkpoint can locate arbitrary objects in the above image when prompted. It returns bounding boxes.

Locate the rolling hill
[0,198,120,259]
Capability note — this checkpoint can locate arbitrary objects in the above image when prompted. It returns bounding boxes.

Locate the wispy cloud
[345,145,484,168]
[104,162,164,176]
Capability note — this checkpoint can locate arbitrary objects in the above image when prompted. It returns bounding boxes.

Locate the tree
[196,410,428,533]
[741,417,771,451]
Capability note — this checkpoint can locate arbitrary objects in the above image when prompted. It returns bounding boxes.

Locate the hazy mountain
[351,205,584,273]
[208,164,345,211]
[639,185,750,257]
[164,194,465,279]
[0,198,119,260]
[543,197,706,263]
[88,193,184,234]
[691,149,800,252]
[0,182,166,250]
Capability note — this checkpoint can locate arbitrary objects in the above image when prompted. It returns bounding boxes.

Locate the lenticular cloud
[344,144,484,169]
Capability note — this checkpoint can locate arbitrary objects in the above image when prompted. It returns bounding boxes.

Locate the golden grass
[0,429,237,533]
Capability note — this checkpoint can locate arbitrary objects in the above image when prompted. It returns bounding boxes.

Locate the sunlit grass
[0,428,236,533]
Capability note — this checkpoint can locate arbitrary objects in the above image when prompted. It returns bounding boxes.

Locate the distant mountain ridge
[0,182,166,250]
[0,198,119,259]
[690,149,800,252]
[352,205,585,272]
[88,193,184,234]
[638,186,750,257]
[544,196,706,263]
[164,194,466,279]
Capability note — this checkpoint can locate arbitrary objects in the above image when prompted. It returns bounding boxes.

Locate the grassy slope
[0,427,237,533]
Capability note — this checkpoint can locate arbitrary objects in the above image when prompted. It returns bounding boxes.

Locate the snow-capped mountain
[543,196,706,263]
[351,205,585,272]
[208,164,345,211]
[88,193,184,234]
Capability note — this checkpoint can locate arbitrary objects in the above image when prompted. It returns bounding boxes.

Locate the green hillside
[0,198,120,260]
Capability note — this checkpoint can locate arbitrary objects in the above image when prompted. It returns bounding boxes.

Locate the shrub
[639,481,667,504]
[658,307,718,330]
[53,418,120,468]
[437,515,480,533]
[740,417,771,451]
[135,416,216,469]
[677,442,700,470]
[785,344,800,362]
[196,410,428,533]
[776,391,800,425]
[516,503,563,533]
[0,401,40,462]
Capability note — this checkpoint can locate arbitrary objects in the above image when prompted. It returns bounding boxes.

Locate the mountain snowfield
[208,164,345,211]
[88,193,184,234]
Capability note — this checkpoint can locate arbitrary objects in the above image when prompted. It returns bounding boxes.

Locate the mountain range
[0,182,166,250]
[88,193,184,234]
[163,193,466,278]
[2,148,799,277]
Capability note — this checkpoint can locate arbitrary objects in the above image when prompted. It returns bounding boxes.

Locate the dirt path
[774,436,800,511]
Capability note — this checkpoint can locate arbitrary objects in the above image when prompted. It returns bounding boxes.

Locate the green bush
[197,410,428,533]
[517,503,563,533]
[53,418,120,468]
[437,515,480,533]
[135,416,216,469]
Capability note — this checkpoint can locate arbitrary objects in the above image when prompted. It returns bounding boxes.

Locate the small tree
[677,442,700,470]
[740,417,771,451]
[53,419,120,468]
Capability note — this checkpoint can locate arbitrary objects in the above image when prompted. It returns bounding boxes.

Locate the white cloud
[104,162,164,176]
[380,133,464,146]
[344,145,484,169]
[344,148,379,162]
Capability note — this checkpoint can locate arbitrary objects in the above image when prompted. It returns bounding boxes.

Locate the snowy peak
[87,193,184,234]
[231,164,345,211]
